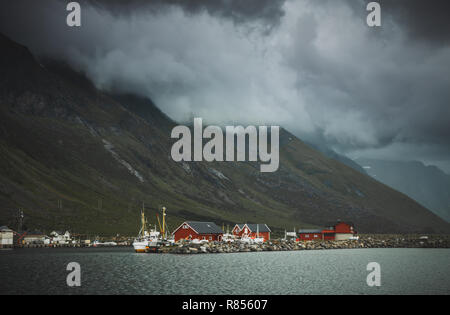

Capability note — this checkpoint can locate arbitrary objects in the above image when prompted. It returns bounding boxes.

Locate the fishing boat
[133,205,170,253]
[133,205,160,253]
[132,230,160,253]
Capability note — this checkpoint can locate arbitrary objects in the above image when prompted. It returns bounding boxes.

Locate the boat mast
[162,207,166,239]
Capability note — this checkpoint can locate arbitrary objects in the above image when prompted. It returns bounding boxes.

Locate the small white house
[50,231,72,244]
[0,226,14,247]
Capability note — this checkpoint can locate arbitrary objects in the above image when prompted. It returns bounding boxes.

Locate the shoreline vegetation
[8,234,450,253]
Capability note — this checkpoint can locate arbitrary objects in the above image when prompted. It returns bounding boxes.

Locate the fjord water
[1,248,449,295]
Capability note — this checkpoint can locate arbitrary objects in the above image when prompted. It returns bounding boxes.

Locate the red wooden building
[333,222,356,240]
[172,221,224,242]
[297,229,325,241]
[232,224,271,242]
[297,222,356,241]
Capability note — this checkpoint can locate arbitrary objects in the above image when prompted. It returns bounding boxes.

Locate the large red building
[297,222,356,241]
[172,221,224,242]
[232,224,271,242]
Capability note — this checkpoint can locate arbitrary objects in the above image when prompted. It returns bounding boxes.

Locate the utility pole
[17,209,24,233]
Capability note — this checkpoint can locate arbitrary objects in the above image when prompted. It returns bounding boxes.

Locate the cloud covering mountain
[1,0,449,171]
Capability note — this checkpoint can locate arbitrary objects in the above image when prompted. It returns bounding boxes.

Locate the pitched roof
[240,224,271,233]
[183,221,224,234]
[0,226,13,232]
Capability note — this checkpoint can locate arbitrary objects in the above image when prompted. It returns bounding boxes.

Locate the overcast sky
[1,0,449,172]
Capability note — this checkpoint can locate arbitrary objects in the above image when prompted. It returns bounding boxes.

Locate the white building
[50,231,72,244]
[23,231,47,245]
[0,226,14,248]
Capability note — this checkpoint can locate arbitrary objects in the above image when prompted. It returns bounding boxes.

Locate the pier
[158,234,450,254]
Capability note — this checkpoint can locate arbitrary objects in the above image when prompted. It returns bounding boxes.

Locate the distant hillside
[0,33,449,235]
[306,142,367,175]
[356,158,450,222]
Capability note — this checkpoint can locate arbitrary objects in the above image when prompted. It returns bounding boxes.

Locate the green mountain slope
[1,33,448,235]
[356,158,450,222]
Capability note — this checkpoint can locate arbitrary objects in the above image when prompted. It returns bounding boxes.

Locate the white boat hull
[133,239,160,253]
[133,241,148,253]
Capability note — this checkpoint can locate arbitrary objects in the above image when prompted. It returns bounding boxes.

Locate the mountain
[0,33,449,235]
[305,142,367,175]
[356,158,450,222]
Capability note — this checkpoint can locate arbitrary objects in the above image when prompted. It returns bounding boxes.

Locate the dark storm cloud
[378,0,450,44]
[0,0,449,171]
[280,1,450,159]
[343,0,450,44]
[72,0,286,27]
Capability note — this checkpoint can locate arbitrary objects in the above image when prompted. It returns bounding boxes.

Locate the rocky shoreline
[159,235,450,254]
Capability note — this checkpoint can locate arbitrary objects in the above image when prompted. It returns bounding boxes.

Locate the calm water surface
[1,247,449,294]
